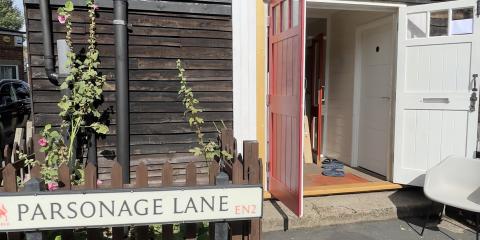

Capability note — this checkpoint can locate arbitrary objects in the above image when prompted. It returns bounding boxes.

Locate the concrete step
[262,188,432,232]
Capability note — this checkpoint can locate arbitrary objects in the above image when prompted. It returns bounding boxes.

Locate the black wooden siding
[25,0,232,184]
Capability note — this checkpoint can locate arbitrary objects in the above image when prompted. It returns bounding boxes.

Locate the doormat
[304,173,370,187]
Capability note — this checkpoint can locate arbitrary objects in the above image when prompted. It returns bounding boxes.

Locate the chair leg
[421,202,434,236]
[476,213,479,240]
[439,204,445,220]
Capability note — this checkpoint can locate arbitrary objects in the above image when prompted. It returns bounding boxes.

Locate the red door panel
[268,0,304,217]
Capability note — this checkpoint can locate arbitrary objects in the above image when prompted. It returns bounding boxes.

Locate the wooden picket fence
[0,129,262,240]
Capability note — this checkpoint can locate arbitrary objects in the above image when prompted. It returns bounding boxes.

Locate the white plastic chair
[422,156,480,239]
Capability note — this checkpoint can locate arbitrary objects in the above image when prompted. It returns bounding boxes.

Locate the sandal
[322,169,345,177]
[322,159,344,168]
[322,164,344,170]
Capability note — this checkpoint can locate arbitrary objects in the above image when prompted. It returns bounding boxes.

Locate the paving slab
[263,188,433,232]
[263,218,476,240]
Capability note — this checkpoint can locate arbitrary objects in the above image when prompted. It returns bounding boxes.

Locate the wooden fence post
[2,145,11,167]
[209,161,220,238]
[27,137,33,156]
[3,164,20,240]
[214,171,229,240]
[231,157,244,240]
[111,162,124,240]
[58,164,74,239]
[19,140,26,182]
[185,162,197,240]
[244,141,261,240]
[135,162,150,239]
[23,178,46,240]
[30,165,41,179]
[162,162,174,240]
[10,143,17,165]
[220,129,236,176]
[84,163,103,240]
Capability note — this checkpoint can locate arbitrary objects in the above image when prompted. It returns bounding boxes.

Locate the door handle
[470,74,478,112]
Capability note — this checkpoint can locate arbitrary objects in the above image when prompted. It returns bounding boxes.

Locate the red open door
[268,0,305,217]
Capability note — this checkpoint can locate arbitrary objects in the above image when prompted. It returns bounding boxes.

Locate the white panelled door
[394,0,480,186]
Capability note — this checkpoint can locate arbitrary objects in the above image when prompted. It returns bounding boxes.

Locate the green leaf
[50,131,61,139]
[57,100,70,111]
[64,0,74,11]
[59,81,69,90]
[189,147,203,156]
[91,51,99,61]
[90,123,109,134]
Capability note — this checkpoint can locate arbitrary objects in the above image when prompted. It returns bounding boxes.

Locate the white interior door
[394,0,480,186]
[358,18,394,177]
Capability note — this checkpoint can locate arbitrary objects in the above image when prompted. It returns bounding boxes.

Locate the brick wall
[0,33,25,80]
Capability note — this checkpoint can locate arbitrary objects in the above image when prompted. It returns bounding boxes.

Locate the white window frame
[0,65,19,80]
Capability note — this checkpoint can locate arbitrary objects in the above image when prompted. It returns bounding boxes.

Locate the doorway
[303,6,399,192]
[267,0,480,217]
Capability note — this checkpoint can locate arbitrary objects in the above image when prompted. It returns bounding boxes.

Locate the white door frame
[306,0,405,11]
[232,0,257,155]
[351,15,397,180]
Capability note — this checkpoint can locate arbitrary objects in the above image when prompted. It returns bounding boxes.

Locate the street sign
[0,185,263,231]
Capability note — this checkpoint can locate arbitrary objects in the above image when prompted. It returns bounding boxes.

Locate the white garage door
[394,0,480,186]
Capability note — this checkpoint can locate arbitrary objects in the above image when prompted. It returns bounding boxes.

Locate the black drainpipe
[39,0,59,86]
[113,0,130,183]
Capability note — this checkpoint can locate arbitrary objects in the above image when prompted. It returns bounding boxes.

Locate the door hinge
[266,158,270,189]
[477,0,480,17]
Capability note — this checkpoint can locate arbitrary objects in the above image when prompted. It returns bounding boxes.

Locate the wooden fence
[0,129,262,240]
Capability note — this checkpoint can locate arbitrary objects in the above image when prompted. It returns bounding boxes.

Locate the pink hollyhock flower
[92,3,99,10]
[96,179,103,185]
[48,182,59,191]
[38,137,48,147]
[57,15,68,24]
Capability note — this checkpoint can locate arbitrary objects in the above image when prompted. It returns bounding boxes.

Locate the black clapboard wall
[25,0,232,184]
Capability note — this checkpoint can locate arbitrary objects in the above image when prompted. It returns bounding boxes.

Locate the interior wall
[325,10,391,165]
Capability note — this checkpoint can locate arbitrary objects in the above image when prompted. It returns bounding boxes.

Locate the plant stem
[67,117,81,162]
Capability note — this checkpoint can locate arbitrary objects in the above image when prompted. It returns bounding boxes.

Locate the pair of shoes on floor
[322,158,345,177]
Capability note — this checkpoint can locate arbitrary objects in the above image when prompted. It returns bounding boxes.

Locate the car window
[0,84,14,106]
[12,83,30,101]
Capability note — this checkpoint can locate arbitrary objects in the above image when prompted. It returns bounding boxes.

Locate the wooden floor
[304,163,402,196]
[263,163,403,200]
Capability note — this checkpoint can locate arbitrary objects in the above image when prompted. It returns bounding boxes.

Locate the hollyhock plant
[96,179,103,186]
[16,0,108,189]
[38,137,48,147]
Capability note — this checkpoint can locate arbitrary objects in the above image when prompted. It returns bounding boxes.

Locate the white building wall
[232,0,257,154]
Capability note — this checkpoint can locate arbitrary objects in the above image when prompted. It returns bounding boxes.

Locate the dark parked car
[0,79,31,150]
